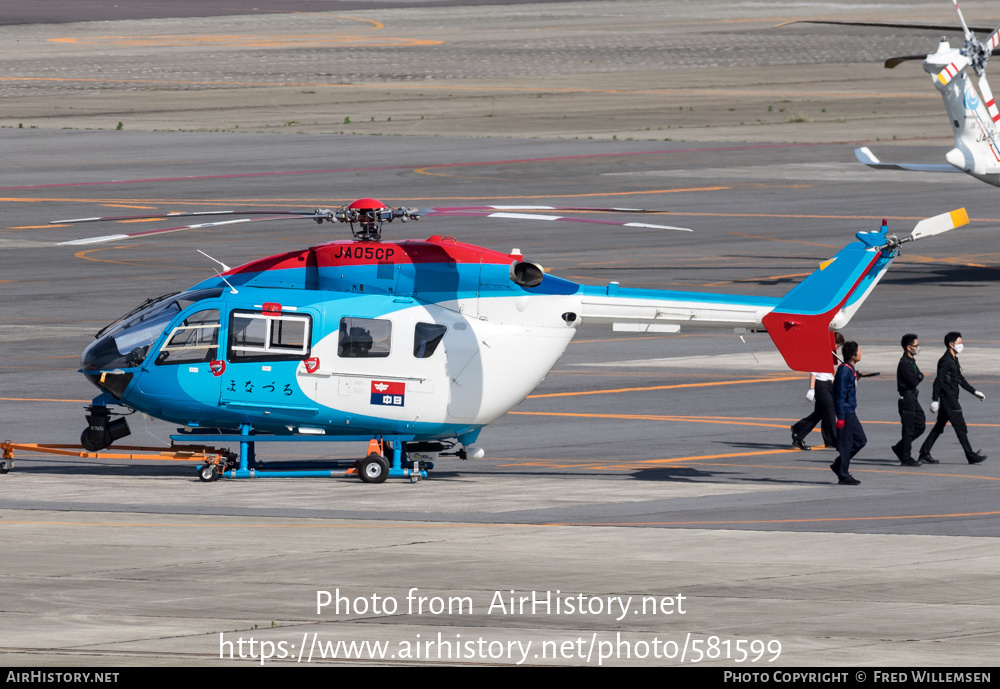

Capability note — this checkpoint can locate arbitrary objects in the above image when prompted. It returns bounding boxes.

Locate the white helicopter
[846,1,1000,185]
[51,199,969,483]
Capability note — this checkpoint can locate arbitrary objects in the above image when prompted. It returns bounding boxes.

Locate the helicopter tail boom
[580,210,968,374]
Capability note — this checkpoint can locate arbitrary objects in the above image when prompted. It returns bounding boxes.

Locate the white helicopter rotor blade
[985,25,1000,54]
[417,205,673,215]
[907,207,969,241]
[51,210,319,225]
[978,72,1000,127]
[57,216,296,246]
[952,0,974,42]
[427,210,691,232]
[935,54,972,86]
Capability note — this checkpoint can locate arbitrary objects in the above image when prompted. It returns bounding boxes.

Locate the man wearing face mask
[919,331,987,464]
[892,334,926,467]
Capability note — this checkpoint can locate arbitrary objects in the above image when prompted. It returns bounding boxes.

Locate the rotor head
[336,198,395,241]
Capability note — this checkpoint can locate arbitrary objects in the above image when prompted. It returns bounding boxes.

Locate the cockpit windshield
[82,288,223,371]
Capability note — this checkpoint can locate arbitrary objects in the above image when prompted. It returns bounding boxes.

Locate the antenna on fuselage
[197,249,238,294]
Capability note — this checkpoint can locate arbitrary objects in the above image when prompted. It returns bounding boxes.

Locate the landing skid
[176,426,430,483]
[2,428,432,484]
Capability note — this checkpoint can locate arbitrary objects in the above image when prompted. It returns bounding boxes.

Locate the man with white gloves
[919,332,987,465]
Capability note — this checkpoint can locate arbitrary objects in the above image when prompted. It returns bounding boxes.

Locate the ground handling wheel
[198,463,220,482]
[359,453,389,484]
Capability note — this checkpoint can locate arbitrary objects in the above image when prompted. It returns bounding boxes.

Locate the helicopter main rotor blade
[952,0,974,42]
[417,205,674,214]
[935,54,972,85]
[423,210,692,232]
[885,54,935,69]
[776,19,996,33]
[51,210,319,225]
[57,216,301,246]
[978,73,1000,127]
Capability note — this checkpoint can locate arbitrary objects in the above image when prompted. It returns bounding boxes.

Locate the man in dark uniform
[832,341,865,485]
[919,331,987,464]
[891,334,926,467]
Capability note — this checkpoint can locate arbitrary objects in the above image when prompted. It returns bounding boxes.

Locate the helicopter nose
[80,330,150,400]
[83,368,135,400]
[81,331,151,371]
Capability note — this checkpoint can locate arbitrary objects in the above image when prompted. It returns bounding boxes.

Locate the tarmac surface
[1,0,999,668]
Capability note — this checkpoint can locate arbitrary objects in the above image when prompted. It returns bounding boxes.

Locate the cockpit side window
[81,289,224,372]
[338,317,391,358]
[414,323,447,358]
[228,310,312,362]
[155,309,221,366]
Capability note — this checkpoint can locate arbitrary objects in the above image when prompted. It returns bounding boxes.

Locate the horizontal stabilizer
[855,147,960,173]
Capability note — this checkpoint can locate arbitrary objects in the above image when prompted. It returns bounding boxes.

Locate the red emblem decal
[210,360,226,377]
[370,380,405,407]
[304,357,320,373]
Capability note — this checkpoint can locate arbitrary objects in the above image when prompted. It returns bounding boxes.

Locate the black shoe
[900,459,921,467]
[792,435,810,451]
[968,451,987,464]
[918,454,939,464]
[890,444,904,463]
[838,476,861,485]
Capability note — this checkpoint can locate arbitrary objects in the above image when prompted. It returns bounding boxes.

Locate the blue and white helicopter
[797,0,1000,187]
[55,199,969,482]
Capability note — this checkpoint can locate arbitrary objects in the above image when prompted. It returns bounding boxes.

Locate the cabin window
[413,323,447,358]
[228,311,311,362]
[156,309,220,365]
[338,317,391,358]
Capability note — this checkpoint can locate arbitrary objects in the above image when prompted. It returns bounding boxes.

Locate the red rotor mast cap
[348,198,387,211]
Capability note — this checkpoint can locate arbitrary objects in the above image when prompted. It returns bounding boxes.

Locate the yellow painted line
[699,271,811,287]
[511,411,793,430]
[510,410,1000,429]
[496,456,1000,478]
[71,245,200,269]
[497,448,799,469]
[526,376,800,399]
[728,231,841,249]
[692,462,1000,481]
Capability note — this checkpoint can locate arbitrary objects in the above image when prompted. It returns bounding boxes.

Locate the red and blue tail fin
[763,209,969,373]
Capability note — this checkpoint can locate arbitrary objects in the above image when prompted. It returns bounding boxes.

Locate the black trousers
[792,380,836,447]
[920,397,975,460]
[894,390,926,461]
